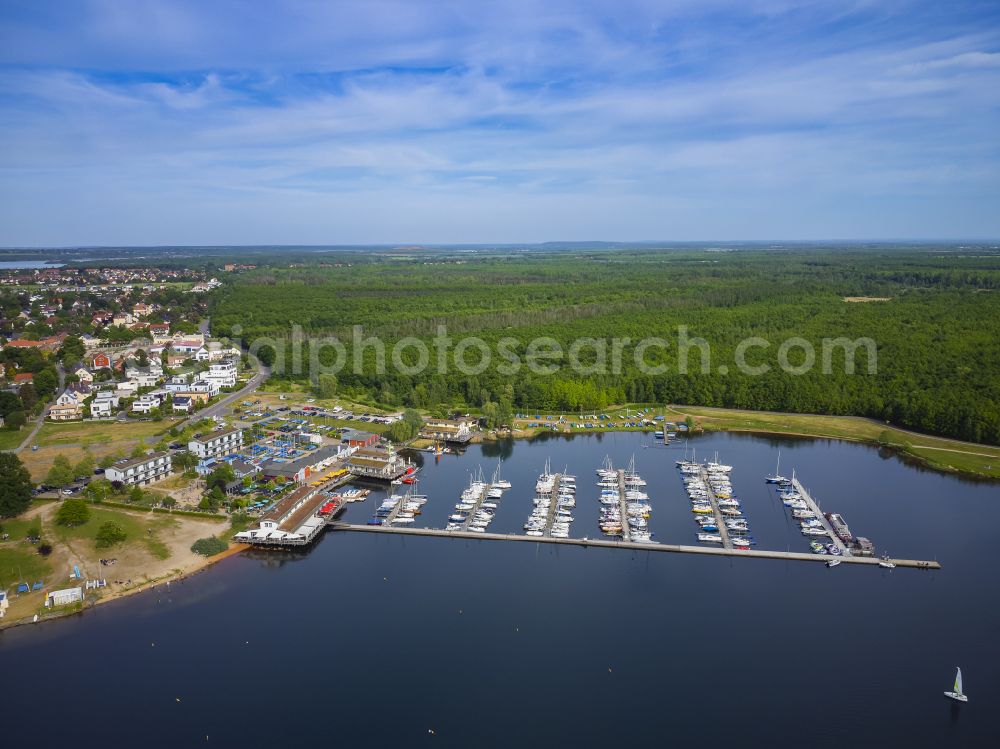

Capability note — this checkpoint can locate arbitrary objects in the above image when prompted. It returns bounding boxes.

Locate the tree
[199,485,224,512]
[55,498,91,527]
[206,463,235,492]
[191,536,228,556]
[173,451,197,471]
[0,453,32,517]
[0,391,22,418]
[161,495,177,509]
[86,478,111,503]
[129,485,144,504]
[46,454,75,487]
[58,335,85,364]
[388,420,413,443]
[317,374,338,399]
[17,383,37,410]
[4,409,26,430]
[684,415,696,431]
[136,349,149,367]
[99,454,117,469]
[74,451,95,478]
[33,368,57,398]
[95,521,127,547]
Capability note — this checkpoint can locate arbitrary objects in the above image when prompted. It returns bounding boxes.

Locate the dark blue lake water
[2,432,997,748]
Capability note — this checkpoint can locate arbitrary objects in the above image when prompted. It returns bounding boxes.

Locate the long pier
[328,523,940,569]
[543,473,563,536]
[791,477,849,555]
[699,465,732,550]
[459,480,490,532]
[616,469,631,542]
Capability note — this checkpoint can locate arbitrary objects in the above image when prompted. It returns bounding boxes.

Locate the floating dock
[791,477,849,555]
[698,464,732,550]
[327,523,940,569]
[616,469,631,542]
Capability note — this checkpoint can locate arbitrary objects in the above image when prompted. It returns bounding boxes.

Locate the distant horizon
[3,238,1000,253]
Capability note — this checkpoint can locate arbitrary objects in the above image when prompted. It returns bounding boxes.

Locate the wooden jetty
[328,522,941,570]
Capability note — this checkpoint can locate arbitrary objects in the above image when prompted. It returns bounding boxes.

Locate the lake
[2,432,997,748]
[0,260,64,269]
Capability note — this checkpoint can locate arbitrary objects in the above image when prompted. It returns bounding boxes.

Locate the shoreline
[0,543,249,632]
[478,404,1000,481]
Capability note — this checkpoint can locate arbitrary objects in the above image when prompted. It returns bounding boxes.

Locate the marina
[234,438,940,568]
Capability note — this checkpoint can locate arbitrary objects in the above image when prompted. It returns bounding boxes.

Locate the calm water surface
[3,432,997,748]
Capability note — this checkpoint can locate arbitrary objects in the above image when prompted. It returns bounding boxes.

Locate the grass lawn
[1,515,42,540]
[36,420,178,447]
[51,506,177,560]
[0,429,25,450]
[0,545,53,589]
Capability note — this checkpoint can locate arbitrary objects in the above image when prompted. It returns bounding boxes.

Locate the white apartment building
[105,451,172,486]
[202,359,238,389]
[188,426,244,460]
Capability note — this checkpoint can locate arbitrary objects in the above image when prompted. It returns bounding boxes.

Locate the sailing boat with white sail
[944,666,968,702]
[765,449,788,483]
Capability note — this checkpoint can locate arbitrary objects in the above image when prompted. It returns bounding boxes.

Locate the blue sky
[1,0,999,245]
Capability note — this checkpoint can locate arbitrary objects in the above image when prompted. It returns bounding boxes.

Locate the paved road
[178,363,271,429]
[14,363,65,454]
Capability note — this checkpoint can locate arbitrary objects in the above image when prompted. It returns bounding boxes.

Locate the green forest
[209,247,1000,445]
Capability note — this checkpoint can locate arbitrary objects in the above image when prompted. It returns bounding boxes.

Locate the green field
[0,429,25,450]
[0,545,52,589]
[36,420,174,447]
[52,506,177,559]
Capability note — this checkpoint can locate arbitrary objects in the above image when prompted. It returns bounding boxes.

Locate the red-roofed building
[13,372,33,384]
[93,353,112,369]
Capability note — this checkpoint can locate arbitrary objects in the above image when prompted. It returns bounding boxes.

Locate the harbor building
[347,446,409,480]
[188,426,244,460]
[105,451,172,486]
[419,417,474,443]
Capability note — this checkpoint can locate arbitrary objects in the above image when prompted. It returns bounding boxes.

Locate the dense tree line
[210,249,1000,444]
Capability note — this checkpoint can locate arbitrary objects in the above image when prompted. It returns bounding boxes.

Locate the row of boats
[596,456,654,543]
[677,453,756,548]
[369,489,427,525]
[524,460,576,538]
[446,465,511,533]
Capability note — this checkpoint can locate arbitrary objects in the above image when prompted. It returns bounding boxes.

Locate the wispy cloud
[1,0,999,244]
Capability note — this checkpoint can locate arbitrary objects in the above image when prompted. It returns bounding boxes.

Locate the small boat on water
[765,450,788,484]
[826,559,841,568]
[944,667,968,703]
[878,554,896,569]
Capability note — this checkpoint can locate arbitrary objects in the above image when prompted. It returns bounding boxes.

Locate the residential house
[73,367,94,386]
[49,390,84,421]
[202,359,238,389]
[171,395,193,413]
[116,380,139,398]
[92,352,112,369]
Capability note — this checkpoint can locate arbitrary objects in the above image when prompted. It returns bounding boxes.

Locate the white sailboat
[765,449,787,483]
[944,666,968,702]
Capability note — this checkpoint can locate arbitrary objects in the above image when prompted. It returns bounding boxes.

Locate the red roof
[14,373,33,382]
